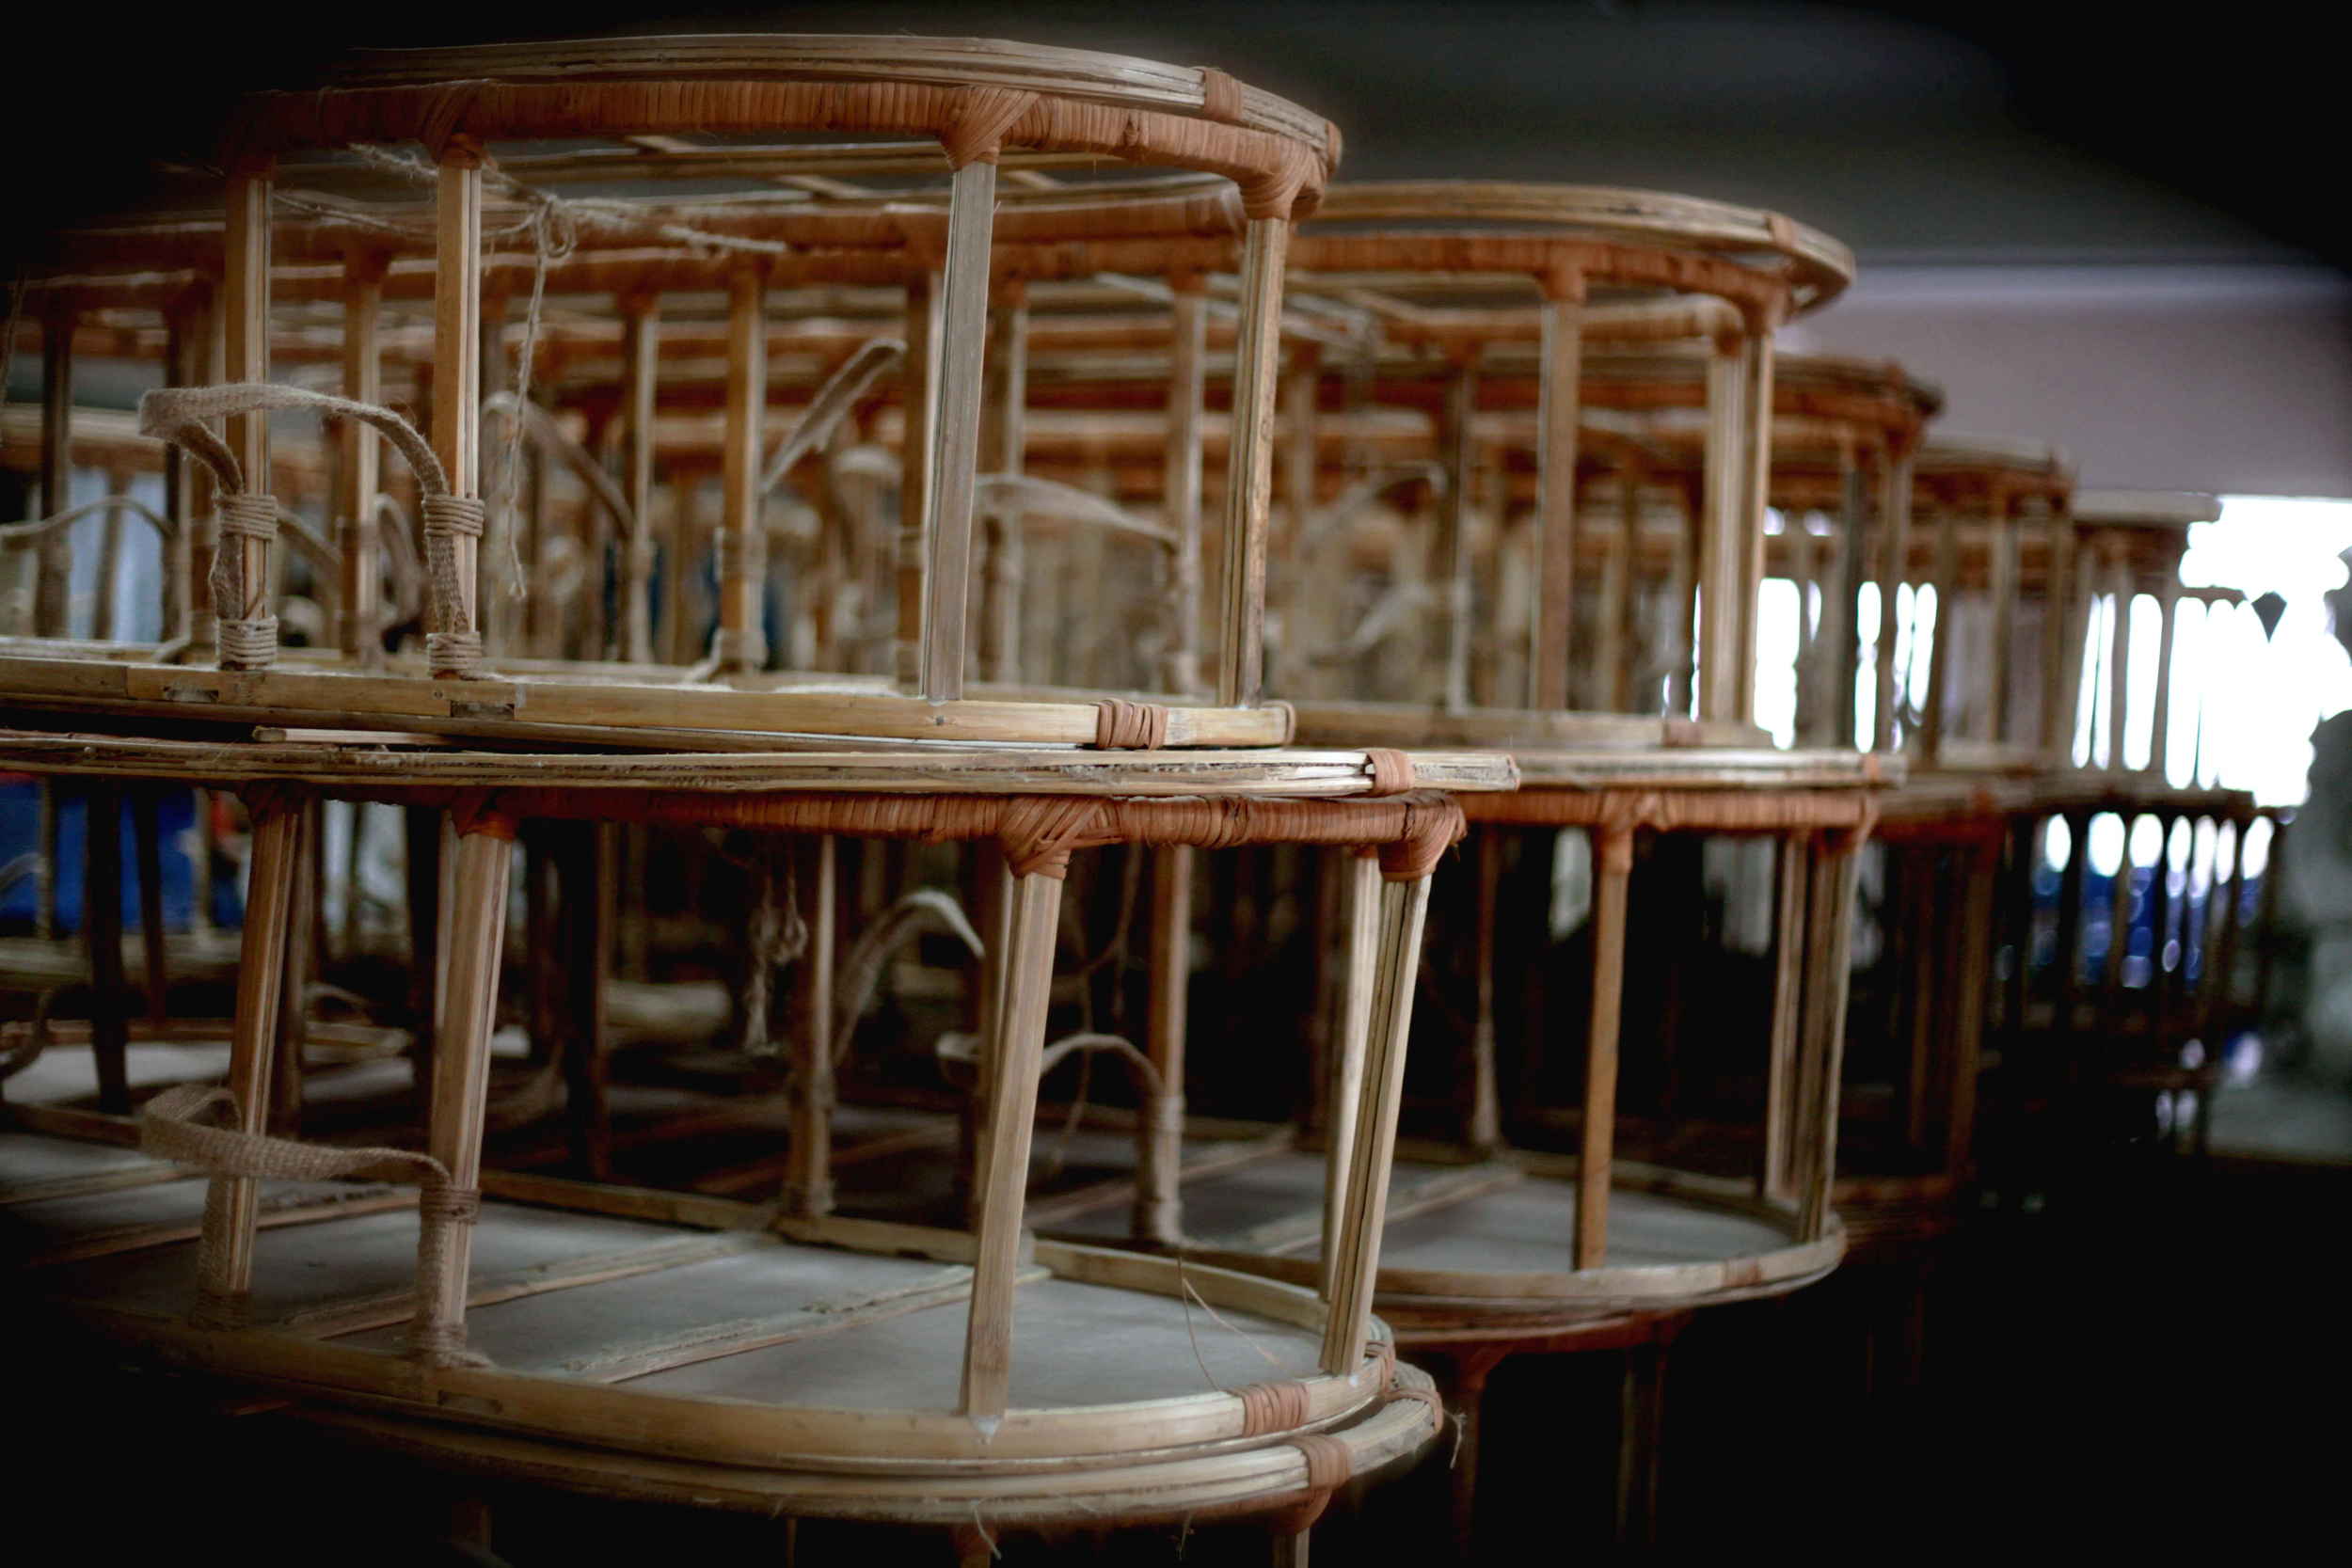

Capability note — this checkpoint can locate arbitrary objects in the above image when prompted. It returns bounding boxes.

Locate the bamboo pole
[2151,576,2180,779]
[1575,824,1634,1269]
[1695,336,1749,723]
[959,865,1058,1423]
[918,160,997,704]
[1137,844,1191,1245]
[1466,829,1503,1151]
[784,835,836,1217]
[219,162,274,668]
[2040,503,2077,761]
[1987,490,2021,747]
[37,300,75,637]
[427,144,483,678]
[162,285,208,651]
[420,823,515,1357]
[1318,852,1380,1295]
[1438,359,1477,714]
[1761,830,1807,1200]
[1162,279,1208,695]
[1319,870,1434,1375]
[718,264,769,673]
[93,468,127,640]
[617,293,660,664]
[1216,217,1291,708]
[1873,448,1914,751]
[1920,505,1958,761]
[269,799,319,1134]
[561,821,616,1180]
[980,291,1028,685]
[896,274,938,687]
[1532,275,1585,709]
[1797,831,1861,1242]
[1737,329,1778,726]
[209,796,304,1306]
[2106,537,2132,771]
[339,251,386,666]
[85,782,131,1114]
[132,790,168,1031]
[1610,467,1643,711]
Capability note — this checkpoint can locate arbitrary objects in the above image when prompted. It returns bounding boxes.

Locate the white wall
[1786,265,2352,499]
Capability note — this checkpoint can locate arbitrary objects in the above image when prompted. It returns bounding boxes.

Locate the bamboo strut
[2150,575,2179,778]
[1532,277,1584,709]
[784,835,836,1218]
[1162,279,1207,695]
[1736,329,1777,726]
[1575,823,1634,1268]
[220,164,274,669]
[1696,338,1748,722]
[1216,217,1290,708]
[338,252,385,666]
[1921,505,1957,761]
[1761,832,1806,1200]
[1138,844,1191,1245]
[620,293,660,664]
[1796,829,1860,1242]
[2106,538,2131,770]
[895,275,938,686]
[981,293,1027,683]
[427,144,483,679]
[918,159,997,704]
[205,795,304,1311]
[1317,852,1380,1295]
[1986,491,2019,746]
[38,302,76,638]
[1319,870,1434,1374]
[420,822,515,1360]
[1872,444,1912,750]
[1438,360,1478,714]
[718,265,769,672]
[959,866,1057,1424]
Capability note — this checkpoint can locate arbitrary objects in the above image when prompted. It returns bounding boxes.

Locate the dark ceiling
[15,2,2343,270]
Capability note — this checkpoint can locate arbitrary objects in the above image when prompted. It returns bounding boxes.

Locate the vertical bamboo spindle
[1162,277,1208,694]
[2106,537,2131,771]
[1825,443,1866,747]
[426,144,483,680]
[1760,830,1808,1200]
[205,795,303,1309]
[1575,823,1635,1270]
[1466,829,1504,1151]
[1607,466,1642,712]
[980,290,1027,684]
[216,162,274,670]
[1137,844,1192,1245]
[1736,327,1779,726]
[338,251,385,665]
[1872,446,1914,752]
[960,864,1059,1424]
[84,781,131,1114]
[1318,852,1381,1295]
[36,301,75,637]
[896,275,938,688]
[1947,837,1997,1176]
[620,293,660,665]
[718,265,768,673]
[785,835,837,1218]
[1986,488,2021,747]
[1531,271,1585,710]
[2042,504,2079,762]
[665,476,700,669]
[421,823,514,1358]
[1921,505,1958,763]
[1438,359,1478,714]
[1217,218,1291,708]
[2151,575,2180,779]
[162,287,208,649]
[917,160,996,704]
[1696,335,1750,724]
[1797,830,1862,1241]
[93,467,127,641]
[1320,869,1435,1374]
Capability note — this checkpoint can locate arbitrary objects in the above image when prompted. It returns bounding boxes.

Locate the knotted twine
[137,382,481,675]
[139,1083,486,1366]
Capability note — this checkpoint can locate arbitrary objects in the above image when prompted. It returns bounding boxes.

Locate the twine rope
[139,1083,485,1365]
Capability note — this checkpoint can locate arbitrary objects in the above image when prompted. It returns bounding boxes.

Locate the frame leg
[959,865,1061,1423]
[419,821,515,1362]
[560,822,615,1181]
[1321,869,1435,1375]
[131,787,168,1032]
[1137,844,1192,1245]
[1577,824,1635,1270]
[1318,854,1380,1295]
[196,794,304,1319]
[784,835,836,1217]
[84,781,132,1115]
